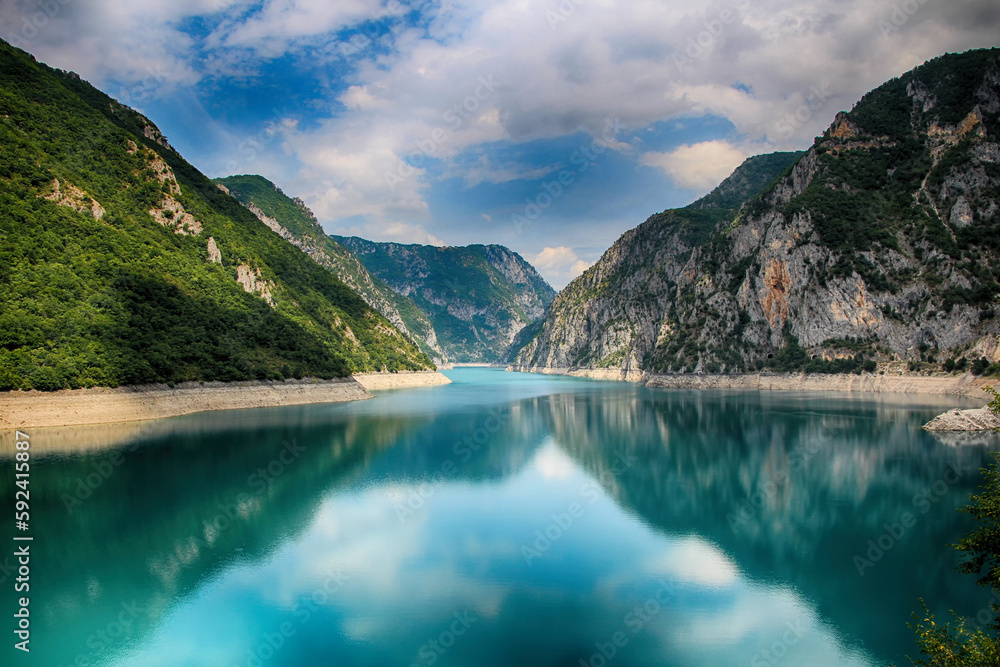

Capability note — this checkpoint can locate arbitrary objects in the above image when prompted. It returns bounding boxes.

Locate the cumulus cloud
[6,0,999,254]
[0,0,211,93]
[217,0,400,50]
[641,140,748,192]
[231,0,998,236]
[531,246,592,289]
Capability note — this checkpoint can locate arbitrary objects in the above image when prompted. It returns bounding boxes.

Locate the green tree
[908,393,1000,664]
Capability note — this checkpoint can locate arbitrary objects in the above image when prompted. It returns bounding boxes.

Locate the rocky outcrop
[246,202,289,239]
[206,236,222,264]
[148,195,201,235]
[236,264,275,306]
[923,406,1000,431]
[140,147,203,235]
[141,124,172,150]
[41,178,105,220]
[513,49,1000,379]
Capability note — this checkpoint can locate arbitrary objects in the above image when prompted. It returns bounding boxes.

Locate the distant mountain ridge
[513,48,1000,377]
[214,175,448,363]
[216,175,555,363]
[333,236,556,363]
[0,39,433,391]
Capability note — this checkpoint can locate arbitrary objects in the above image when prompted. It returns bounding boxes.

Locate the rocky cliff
[214,175,448,363]
[334,237,556,362]
[513,48,1000,378]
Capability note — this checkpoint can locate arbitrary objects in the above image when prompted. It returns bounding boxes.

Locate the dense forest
[0,39,433,391]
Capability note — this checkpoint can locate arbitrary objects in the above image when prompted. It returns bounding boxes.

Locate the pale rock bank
[510,366,994,398]
[923,407,1000,432]
[351,371,452,390]
[0,379,374,429]
[511,366,1000,435]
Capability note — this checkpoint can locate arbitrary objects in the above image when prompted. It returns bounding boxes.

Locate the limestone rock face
[206,236,222,264]
[41,178,105,220]
[513,50,1000,375]
[236,264,275,306]
[138,147,203,235]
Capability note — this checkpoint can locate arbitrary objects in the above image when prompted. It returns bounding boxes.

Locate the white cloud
[532,440,576,480]
[216,0,404,53]
[0,0,211,94]
[641,140,748,192]
[531,246,592,288]
[257,0,999,235]
[645,536,739,588]
[7,0,999,254]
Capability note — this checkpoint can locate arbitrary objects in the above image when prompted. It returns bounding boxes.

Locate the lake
[6,368,999,666]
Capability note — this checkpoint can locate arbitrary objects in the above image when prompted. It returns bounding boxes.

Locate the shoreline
[1,371,451,429]
[509,365,1000,434]
[508,365,996,398]
[352,370,452,390]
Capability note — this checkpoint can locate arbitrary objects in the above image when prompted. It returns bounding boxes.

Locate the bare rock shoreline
[353,371,452,390]
[923,407,1000,432]
[510,366,1000,433]
[0,371,451,429]
[510,366,995,397]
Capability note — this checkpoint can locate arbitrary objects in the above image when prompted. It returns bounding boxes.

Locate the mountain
[0,39,433,391]
[332,237,557,363]
[512,48,1000,377]
[690,151,805,210]
[213,175,448,363]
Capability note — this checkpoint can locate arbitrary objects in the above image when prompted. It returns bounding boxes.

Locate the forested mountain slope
[334,236,556,363]
[0,40,432,391]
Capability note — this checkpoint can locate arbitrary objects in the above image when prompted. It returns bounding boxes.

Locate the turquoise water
[5,368,999,666]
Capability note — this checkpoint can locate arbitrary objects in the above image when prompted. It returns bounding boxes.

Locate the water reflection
[543,387,994,662]
[1,369,995,666]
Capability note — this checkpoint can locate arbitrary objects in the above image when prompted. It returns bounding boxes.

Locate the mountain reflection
[543,386,997,661]
[3,371,996,666]
[9,406,423,666]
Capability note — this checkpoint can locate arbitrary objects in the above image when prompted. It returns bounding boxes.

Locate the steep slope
[0,40,433,391]
[214,175,448,363]
[690,151,804,210]
[514,48,1000,376]
[333,237,556,362]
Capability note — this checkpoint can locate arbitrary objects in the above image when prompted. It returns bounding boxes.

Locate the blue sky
[3,0,999,287]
